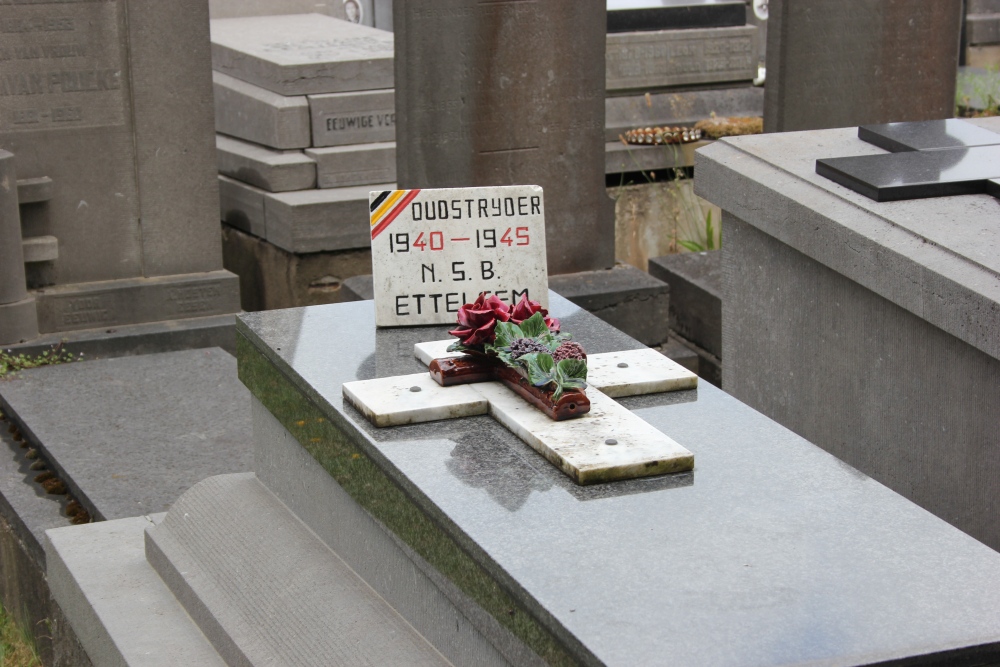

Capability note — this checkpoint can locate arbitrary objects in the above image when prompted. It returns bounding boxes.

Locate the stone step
[46,515,227,667]
[145,473,452,667]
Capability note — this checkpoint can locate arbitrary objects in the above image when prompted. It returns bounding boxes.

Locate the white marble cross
[343,341,697,485]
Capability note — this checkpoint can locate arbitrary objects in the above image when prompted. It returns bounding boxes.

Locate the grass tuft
[0,605,40,667]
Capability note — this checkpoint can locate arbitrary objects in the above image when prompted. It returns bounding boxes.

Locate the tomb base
[1,313,237,360]
[30,298,1000,666]
[0,297,39,346]
[222,225,372,311]
[31,272,240,336]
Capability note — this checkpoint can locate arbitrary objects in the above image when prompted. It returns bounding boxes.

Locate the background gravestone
[763,0,963,132]
[393,2,615,275]
[0,0,239,339]
[0,151,38,345]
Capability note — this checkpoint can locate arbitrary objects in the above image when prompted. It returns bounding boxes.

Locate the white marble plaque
[370,186,549,327]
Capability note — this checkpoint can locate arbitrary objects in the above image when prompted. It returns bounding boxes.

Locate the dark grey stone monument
[0,0,239,340]
[393,2,615,275]
[763,0,963,133]
[696,117,1000,550]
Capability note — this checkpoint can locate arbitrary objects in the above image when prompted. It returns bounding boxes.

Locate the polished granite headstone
[606,0,745,33]
[816,119,1000,201]
[229,295,1000,666]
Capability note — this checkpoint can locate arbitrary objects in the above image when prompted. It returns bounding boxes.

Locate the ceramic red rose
[448,294,511,346]
[509,294,560,333]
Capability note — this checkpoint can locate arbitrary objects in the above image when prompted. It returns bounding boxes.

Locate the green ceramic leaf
[519,353,555,387]
[518,312,548,338]
[493,321,522,348]
[535,352,555,374]
[556,358,587,381]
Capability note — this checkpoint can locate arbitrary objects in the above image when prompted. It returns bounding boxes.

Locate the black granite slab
[988,178,1000,198]
[816,145,1000,202]
[237,295,1000,667]
[607,0,745,32]
[0,348,252,521]
[859,119,1000,152]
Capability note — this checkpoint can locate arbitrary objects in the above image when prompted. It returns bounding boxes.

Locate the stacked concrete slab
[212,14,395,261]
[211,13,396,309]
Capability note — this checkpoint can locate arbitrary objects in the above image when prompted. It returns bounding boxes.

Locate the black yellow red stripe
[370,189,421,240]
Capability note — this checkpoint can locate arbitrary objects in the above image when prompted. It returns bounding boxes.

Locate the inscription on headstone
[606,26,757,92]
[0,1,126,132]
[309,89,395,147]
[0,0,240,337]
[370,185,548,327]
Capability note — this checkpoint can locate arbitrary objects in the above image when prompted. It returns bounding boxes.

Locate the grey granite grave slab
[309,89,395,147]
[210,14,394,96]
[0,349,252,522]
[305,142,395,188]
[234,296,1000,666]
[213,72,311,150]
[764,0,962,132]
[605,86,764,142]
[264,182,392,253]
[219,176,266,238]
[696,118,1000,549]
[606,26,757,93]
[216,134,316,193]
[46,515,226,667]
